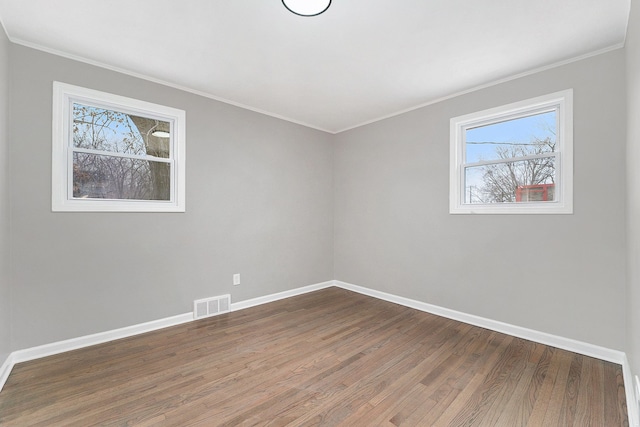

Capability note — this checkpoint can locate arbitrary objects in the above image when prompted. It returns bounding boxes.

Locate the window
[449,89,573,214]
[52,82,186,212]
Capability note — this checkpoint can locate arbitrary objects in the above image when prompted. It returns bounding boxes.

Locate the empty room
[0,0,639,425]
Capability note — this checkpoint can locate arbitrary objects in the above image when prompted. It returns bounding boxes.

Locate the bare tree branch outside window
[72,104,171,201]
[464,111,557,204]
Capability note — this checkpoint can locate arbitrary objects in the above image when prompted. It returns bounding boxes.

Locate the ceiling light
[282,0,331,17]
[151,130,171,138]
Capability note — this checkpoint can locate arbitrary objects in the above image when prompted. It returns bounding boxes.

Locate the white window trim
[449,89,573,214]
[52,82,186,212]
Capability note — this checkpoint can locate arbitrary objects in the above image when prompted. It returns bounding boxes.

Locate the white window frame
[52,82,186,212]
[449,89,573,214]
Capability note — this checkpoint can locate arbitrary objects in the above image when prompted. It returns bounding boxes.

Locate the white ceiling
[0,0,631,133]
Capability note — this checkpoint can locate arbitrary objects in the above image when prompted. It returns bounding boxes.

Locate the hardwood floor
[0,287,628,426]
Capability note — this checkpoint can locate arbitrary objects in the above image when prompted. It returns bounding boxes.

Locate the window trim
[449,89,573,214]
[52,82,186,212]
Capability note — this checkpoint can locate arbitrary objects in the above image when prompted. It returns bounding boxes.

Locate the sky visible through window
[463,110,557,204]
[465,110,556,163]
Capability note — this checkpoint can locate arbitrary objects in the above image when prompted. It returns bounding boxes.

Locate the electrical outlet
[233,273,240,286]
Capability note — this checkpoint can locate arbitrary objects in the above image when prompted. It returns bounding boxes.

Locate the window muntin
[450,90,572,214]
[53,82,186,212]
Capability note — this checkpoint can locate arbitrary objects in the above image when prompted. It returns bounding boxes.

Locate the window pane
[464,157,556,204]
[73,152,171,201]
[73,104,170,159]
[465,110,556,163]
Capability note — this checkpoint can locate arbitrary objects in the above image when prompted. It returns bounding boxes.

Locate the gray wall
[3,34,631,357]
[627,0,640,385]
[334,50,627,351]
[9,45,334,350]
[0,28,11,363]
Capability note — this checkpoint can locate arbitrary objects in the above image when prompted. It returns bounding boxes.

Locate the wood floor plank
[524,347,565,426]
[540,351,575,426]
[434,335,529,426]
[374,329,499,426]
[558,353,583,426]
[603,360,629,427]
[489,359,538,426]
[425,335,517,426]
[573,356,603,426]
[401,332,505,426]
[0,287,629,426]
[477,339,536,426]
[336,330,468,424]
[505,345,556,426]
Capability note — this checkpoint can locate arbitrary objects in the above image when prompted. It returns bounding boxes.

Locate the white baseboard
[623,353,640,427]
[0,353,14,393]
[1,278,636,427]
[0,312,193,393]
[229,281,334,312]
[11,312,194,365]
[0,280,335,392]
[334,280,626,364]
[333,280,636,425]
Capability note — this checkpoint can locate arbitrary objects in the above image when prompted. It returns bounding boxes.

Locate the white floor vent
[193,294,231,320]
